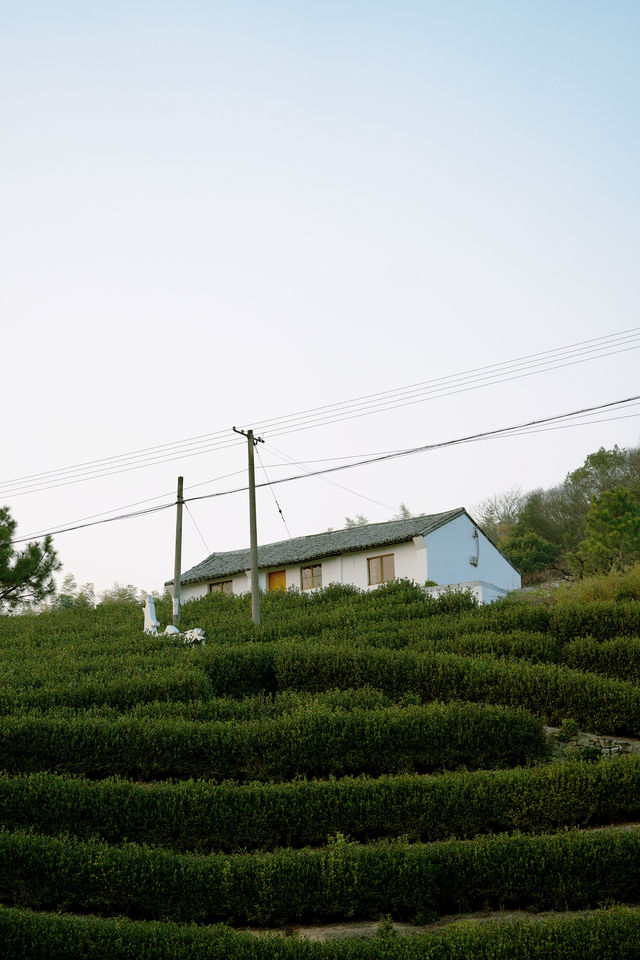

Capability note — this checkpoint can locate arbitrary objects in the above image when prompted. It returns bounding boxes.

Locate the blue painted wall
[424,512,520,591]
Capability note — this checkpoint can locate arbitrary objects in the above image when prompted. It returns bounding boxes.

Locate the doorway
[268,570,287,591]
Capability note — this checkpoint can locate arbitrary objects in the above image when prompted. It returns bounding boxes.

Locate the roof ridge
[172,508,468,585]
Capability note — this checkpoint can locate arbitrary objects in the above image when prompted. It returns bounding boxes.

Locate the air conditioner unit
[469,556,479,567]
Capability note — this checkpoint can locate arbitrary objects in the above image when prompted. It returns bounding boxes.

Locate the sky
[2,1,639,596]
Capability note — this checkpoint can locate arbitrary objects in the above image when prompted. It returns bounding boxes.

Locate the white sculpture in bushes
[143,596,206,646]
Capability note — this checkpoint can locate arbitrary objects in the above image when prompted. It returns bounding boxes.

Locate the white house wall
[178,540,421,600]
[180,570,250,602]
[334,540,418,590]
[424,514,521,590]
[176,518,519,602]
[255,541,418,593]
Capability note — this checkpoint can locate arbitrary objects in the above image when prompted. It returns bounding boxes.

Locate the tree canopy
[572,487,640,575]
[0,507,61,612]
[475,443,640,579]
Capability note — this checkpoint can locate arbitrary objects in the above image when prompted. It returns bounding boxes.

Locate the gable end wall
[424,513,520,590]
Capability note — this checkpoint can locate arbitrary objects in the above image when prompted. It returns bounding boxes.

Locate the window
[209,580,233,594]
[301,564,322,590]
[367,554,395,585]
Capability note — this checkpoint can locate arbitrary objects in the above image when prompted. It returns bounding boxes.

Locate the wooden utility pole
[173,476,184,627]
[233,427,264,624]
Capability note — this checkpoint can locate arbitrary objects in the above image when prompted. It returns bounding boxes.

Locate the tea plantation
[2,581,640,958]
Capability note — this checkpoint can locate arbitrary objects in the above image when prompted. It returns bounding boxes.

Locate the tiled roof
[170,508,466,586]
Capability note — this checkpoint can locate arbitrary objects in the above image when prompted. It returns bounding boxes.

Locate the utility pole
[173,476,184,627]
[233,426,264,624]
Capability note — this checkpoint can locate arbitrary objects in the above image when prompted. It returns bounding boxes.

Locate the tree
[565,445,636,501]
[97,582,146,605]
[344,514,368,528]
[392,503,414,520]
[572,487,640,575]
[483,445,640,567]
[502,530,562,575]
[474,487,525,547]
[52,574,96,610]
[0,506,61,612]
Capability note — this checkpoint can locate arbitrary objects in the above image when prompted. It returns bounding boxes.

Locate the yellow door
[268,570,287,591]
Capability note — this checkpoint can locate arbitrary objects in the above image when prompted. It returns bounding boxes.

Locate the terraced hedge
[0,701,546,781]
[193,643,640,734]
[0,757,637,853]
[1,826,639,925]
[562,637,640,682]
[4,591,640,652]
[171,592,640,646]
[1,905,640,960]
[3,639,639,734]
[2,589,640,956]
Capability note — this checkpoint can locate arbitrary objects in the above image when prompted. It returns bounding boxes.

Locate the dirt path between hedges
[245,819,640,943]
[250,903,640,943]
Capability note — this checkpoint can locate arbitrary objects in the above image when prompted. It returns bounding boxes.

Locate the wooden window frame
[209,580,233,594]
[367,553,395,586]
[300,564,322,591]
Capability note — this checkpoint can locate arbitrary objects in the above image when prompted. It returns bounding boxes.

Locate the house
[168,508,521,604]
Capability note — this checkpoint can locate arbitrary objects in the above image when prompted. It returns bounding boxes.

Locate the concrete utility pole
[173,476,184,627]
[233,426,264,624]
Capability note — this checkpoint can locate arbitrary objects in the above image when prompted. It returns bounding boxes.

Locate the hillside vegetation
[2,580,640,957]
[476,442,640,579]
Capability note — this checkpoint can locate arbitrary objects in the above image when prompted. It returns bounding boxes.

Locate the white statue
[143,596,161,635]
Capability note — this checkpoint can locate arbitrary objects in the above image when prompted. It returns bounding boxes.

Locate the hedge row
[195,643,640,735]
[180,590,640,643]
[4,593,640,654]
[0,701,546,781]
[3,642,639,733]
[562,637,640,682]
[0,667,213,713]
[1,825,639,924]
[402,631,640,682]
[0,757,638,853]
[280,597,640,643]
[31,687,400,723]
[0,687,397,722]
[456,599,640,641]
[2,905,640,960]
[4,635,639,720]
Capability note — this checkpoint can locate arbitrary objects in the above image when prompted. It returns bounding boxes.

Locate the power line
[184,395,640,507]
[14,394,636,544]
[2,327,638,498]
[256,343,640,440]
[0,436,246,499]
[12,466,256,541]
[244,327,640,435]
[246,327,640,434]
[11,503,175,544]
[264,442,397,512]
[255,446,293,540]
[184,503,211,555]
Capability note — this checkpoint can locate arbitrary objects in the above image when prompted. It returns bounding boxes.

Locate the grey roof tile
[170,508,466,586]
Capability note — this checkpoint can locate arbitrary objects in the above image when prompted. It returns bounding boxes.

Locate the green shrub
[0,701,546,781]
[1,904,640,959]
[196,643,640,734]
[0,825,639,925]
[561,636,640,681]
[0,756,637,853]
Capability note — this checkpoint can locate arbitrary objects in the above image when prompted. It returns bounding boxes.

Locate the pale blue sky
[2,2,639,591]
